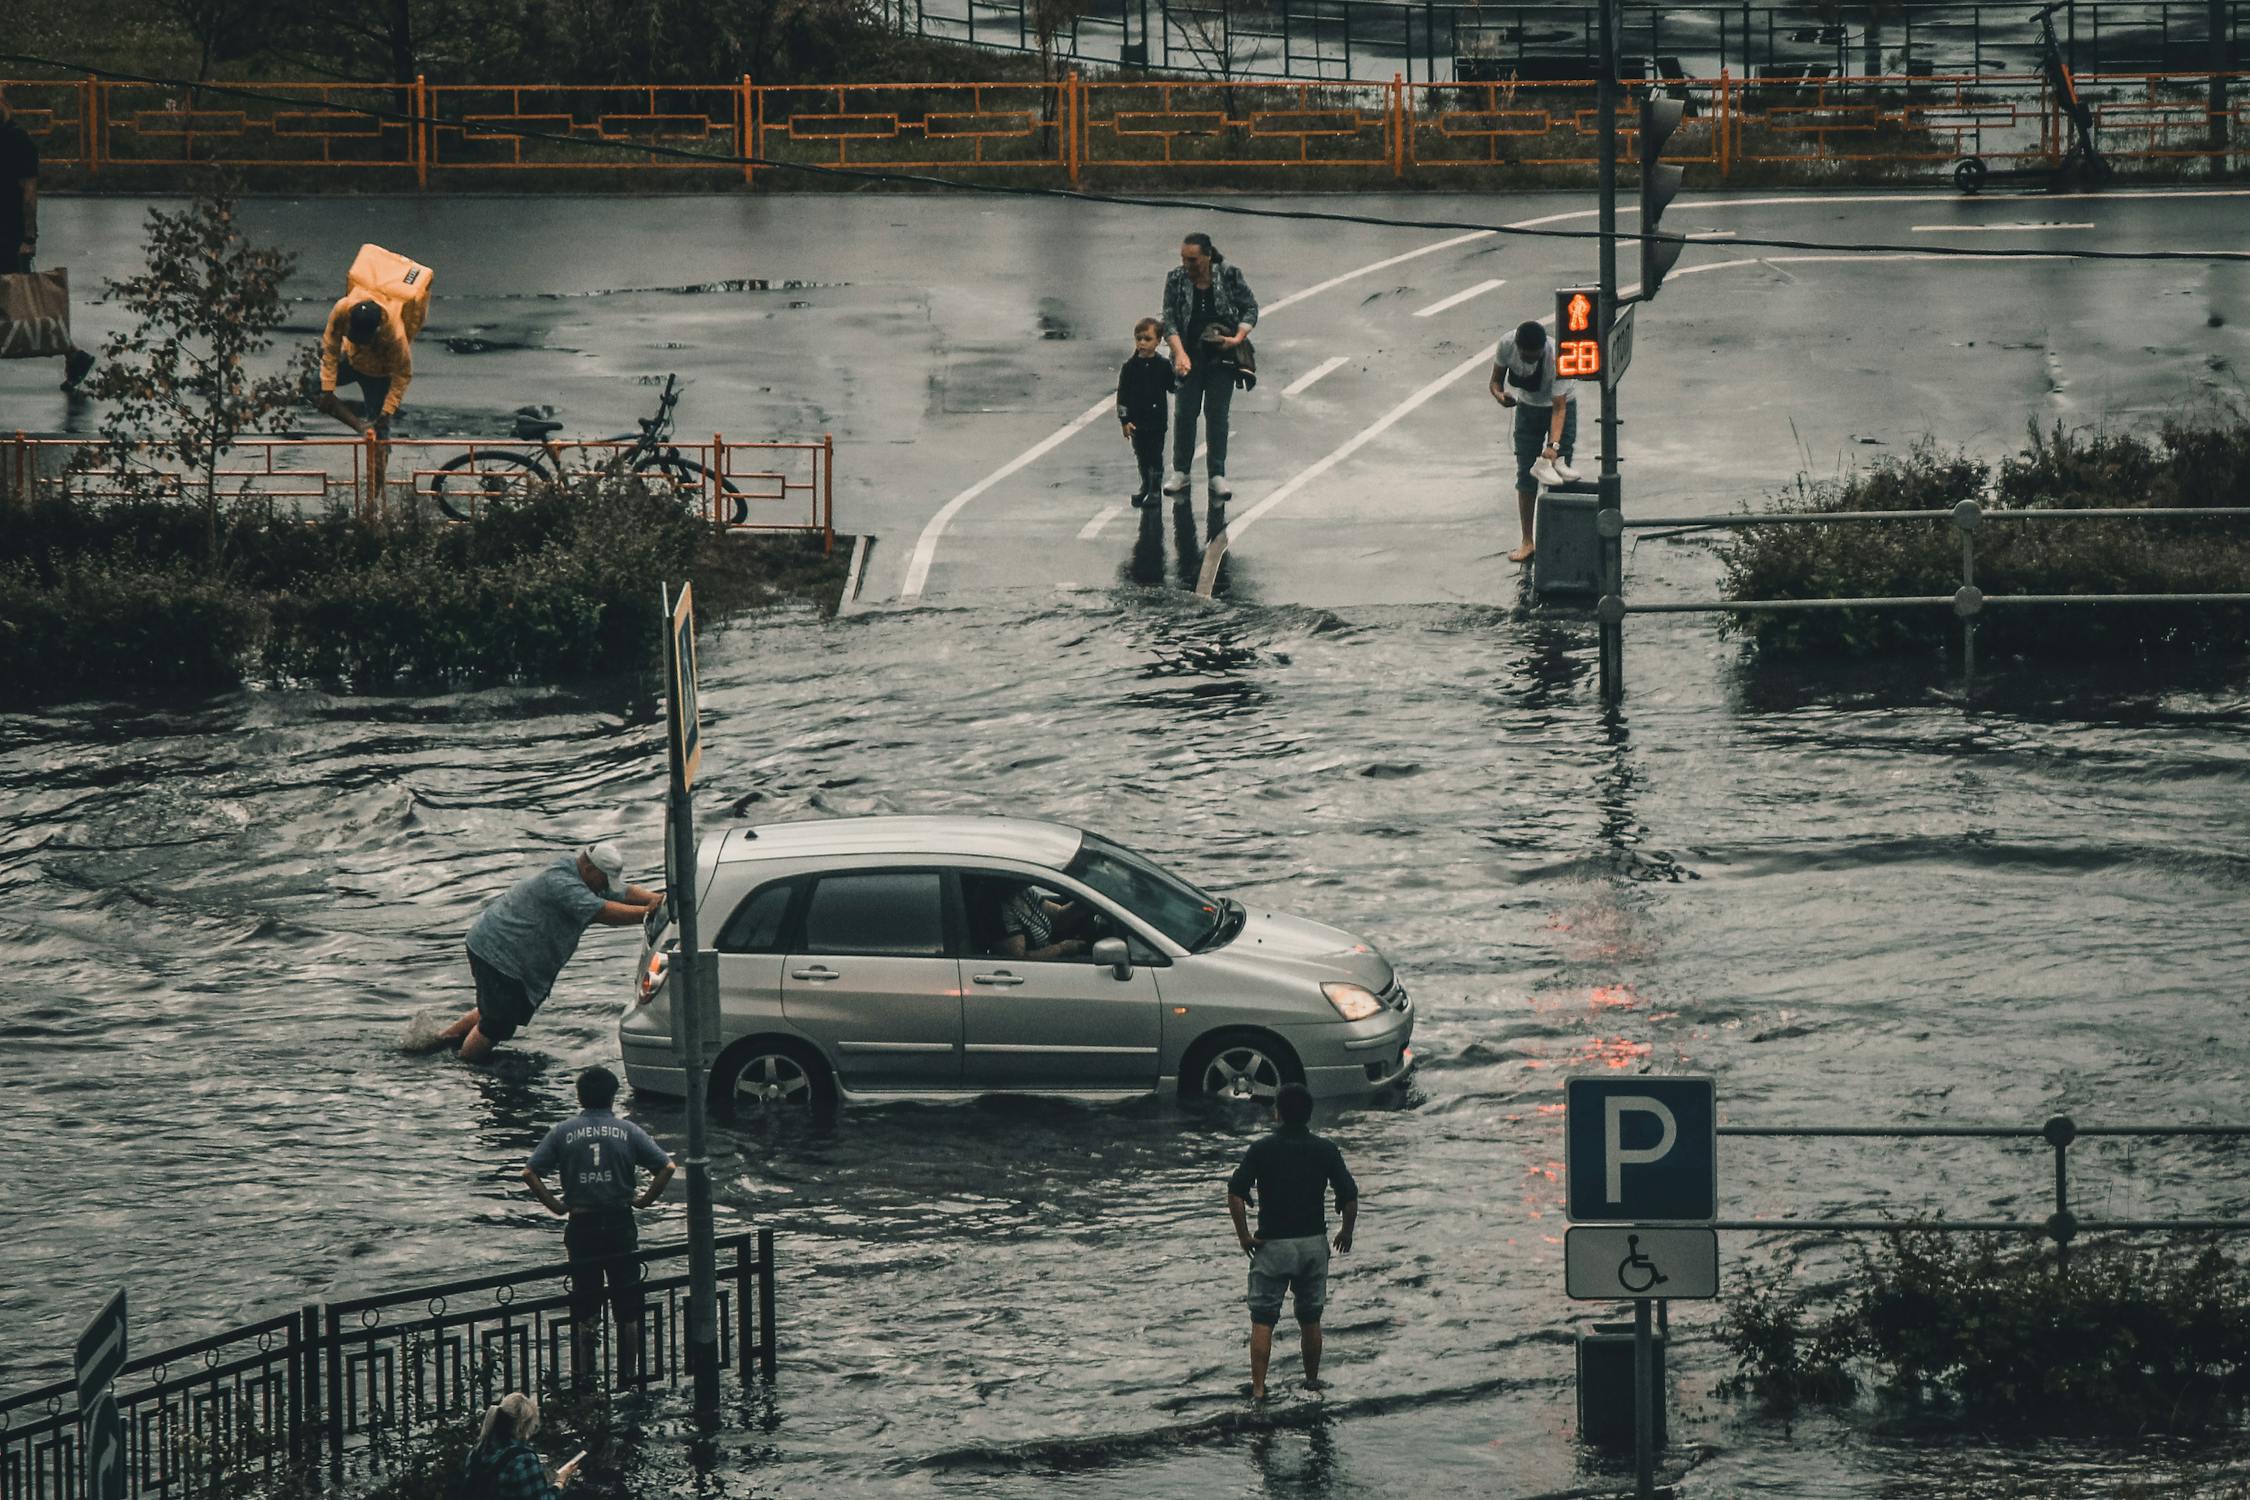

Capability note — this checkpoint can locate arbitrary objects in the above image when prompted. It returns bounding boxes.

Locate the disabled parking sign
[1564,1076,1717,1224]
[1564,1226,1719,1300]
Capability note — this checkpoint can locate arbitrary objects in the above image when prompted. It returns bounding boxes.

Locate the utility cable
[8,52,2247,263]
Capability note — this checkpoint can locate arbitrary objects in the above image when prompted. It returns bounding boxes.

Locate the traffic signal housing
[1638,95,1686,300]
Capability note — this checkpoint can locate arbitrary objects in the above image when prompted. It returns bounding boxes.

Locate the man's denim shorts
[1247,1234,1330,1326]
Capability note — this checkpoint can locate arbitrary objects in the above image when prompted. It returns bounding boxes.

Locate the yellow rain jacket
[319,295,414,417]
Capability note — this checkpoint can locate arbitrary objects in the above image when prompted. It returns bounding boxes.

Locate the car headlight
[637,950,671,1006]
[1322,982,1383,1022]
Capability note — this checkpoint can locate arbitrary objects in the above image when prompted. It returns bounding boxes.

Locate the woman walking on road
[1162,232,1259,507]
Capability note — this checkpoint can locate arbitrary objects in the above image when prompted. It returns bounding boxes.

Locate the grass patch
[0,478,845,701]
[1717,413,2250,663]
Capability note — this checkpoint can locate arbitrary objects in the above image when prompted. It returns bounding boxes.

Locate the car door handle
[971,971,1026,987]
[790,966,840,982]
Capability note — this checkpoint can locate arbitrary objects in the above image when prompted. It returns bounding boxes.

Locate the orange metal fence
[5,70,2242,180]
[4,432,836,551]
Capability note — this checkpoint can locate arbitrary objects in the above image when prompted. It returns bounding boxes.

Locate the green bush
[1718,415,2250,661]
[1718,1235,2250,1431]
[0,474,833,700]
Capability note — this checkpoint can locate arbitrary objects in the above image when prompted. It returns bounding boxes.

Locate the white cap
[583,842,627,889]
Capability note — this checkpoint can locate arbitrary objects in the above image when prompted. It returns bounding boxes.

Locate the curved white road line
[900,224,1560,603]
[1192,239,2244,597]
[903,188,2250,604]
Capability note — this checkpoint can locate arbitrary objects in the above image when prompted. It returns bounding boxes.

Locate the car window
[715,880,793,954]
[1066,833,1218,949]
[800,872,947,958]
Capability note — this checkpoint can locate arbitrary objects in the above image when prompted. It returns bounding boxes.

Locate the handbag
[1228,336,1257,391]
[0,267,73,359]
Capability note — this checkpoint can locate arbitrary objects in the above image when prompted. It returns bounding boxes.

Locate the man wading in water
[429,843,660,1063]
[1227,1082,1359,1400]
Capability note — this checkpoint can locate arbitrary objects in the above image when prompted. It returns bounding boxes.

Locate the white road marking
[1282,356,1350,397]
[1413,278,1507,318]
[1078,503,1127,540]
[899,228,1505,603]
[904,188,2250,604]
[1196,338,1513,596]
[1688,229,1738,239]
[1910,222,2096,233]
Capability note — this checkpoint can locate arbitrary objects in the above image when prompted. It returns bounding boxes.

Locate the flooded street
[8,578,2250,1495]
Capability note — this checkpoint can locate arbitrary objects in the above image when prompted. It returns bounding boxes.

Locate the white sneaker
[1162,469,1190,495]
[1528,456,1566,488]
[1209,475,1233,500]
[1552,457,1583,483]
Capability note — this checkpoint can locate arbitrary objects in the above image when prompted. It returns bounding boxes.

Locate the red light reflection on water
[1523,1036,1651,1071]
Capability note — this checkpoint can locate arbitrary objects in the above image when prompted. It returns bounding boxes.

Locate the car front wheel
[1183,1033,1303,1105]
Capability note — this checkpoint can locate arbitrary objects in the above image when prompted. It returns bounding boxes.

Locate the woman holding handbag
[1160,232,1260,507]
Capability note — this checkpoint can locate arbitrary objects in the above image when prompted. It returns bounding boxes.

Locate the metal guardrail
[0,1231,777,1500]
[1616,499,2250,680]
[895,0,2245,86]
[1716,1119,2250,1267]
[3,68,2242,183]
[4,432,838,551]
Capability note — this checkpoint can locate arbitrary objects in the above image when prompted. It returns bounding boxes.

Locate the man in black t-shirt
[1,89,95,391]
[1226,1082,1359,1399]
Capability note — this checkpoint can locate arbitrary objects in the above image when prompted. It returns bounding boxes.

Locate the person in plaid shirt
[461,1393,580,1500]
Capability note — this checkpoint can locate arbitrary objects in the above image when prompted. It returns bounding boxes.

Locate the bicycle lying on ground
[429,374,745,522]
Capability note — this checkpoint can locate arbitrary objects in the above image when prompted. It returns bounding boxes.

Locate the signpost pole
[662,583,720,1428]
[75,1291,127,1500]
[1595,0,1625,706]
[1633,1299,1655,1499]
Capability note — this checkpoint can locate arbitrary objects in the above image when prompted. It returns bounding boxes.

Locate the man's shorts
[1512,397,1578,490]
[1247,1234,1330,1326]
[467,949,535,1042]
[565,1210,645,1323]
[334,357,393,434]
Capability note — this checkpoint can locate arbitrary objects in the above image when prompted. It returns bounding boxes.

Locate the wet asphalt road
[6,187,2245,613]
[4,186,2250,1498]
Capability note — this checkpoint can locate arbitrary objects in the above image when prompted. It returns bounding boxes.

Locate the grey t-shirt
[1495,332,1568,409]
[466,856,609,1004]
[529,1108,672,1212]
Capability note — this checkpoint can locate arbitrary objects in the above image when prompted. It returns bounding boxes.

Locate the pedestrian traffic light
[1638,95,1686,301]
[1554,287,1602,381]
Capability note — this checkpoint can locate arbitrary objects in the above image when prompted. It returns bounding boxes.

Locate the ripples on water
[5,593,2250,1497]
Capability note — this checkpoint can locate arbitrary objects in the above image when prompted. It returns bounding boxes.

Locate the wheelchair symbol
[1617,1235,1669,1294]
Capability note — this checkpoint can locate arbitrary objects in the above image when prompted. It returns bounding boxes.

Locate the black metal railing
[0,1231,776,1500]
[1716,1118,2250,1264]
[901,0,2245,86]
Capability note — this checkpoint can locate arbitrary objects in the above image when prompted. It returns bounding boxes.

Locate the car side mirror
[1090,937,1132,981]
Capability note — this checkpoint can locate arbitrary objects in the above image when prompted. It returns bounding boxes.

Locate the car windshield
[1065,833,1222,950]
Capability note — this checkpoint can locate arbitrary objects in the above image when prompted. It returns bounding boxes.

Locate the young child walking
[1116,316,1177,508]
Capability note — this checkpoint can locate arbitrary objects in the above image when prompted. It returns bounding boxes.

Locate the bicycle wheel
[635,454,747,526]
[429,450,549,521]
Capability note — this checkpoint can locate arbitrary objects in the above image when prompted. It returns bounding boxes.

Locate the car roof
[715,815,1086,868]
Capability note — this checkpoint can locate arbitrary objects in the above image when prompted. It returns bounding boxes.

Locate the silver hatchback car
[617,815,1414,1115]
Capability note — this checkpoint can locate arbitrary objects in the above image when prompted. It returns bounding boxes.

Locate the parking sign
[1564,1076,1717,1223]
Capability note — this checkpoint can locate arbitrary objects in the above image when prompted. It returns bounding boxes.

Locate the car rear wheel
[713,1040,836,1120]
[1182,1032,1303,1105]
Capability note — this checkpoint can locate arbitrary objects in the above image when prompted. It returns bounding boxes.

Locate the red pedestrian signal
[1555,286,1601,381]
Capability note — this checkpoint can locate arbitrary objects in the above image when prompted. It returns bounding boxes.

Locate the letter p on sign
[1604,1095,1677,1203]
[1566,1076,1716,1224]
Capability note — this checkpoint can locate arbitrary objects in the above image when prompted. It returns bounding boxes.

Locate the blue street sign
[1564,1076,1717,1223]
[74,1291,126,1411]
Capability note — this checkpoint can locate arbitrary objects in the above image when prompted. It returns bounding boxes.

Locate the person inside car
[998,883,1094,961]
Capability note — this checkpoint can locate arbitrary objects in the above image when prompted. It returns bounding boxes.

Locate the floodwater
[7,580,2250,1497]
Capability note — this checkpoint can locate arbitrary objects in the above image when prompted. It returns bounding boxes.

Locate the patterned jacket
[463,1438,561,1500]
[1160,261,1260,354]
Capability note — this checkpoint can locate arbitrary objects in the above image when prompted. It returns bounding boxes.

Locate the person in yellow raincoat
[317,296,412,437]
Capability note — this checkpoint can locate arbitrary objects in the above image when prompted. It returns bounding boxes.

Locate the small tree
[85,189,316,563]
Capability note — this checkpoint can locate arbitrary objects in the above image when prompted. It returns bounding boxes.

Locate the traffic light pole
[1595,0,1625,707]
